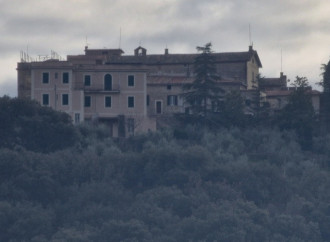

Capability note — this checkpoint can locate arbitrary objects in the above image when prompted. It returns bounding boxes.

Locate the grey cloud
[0,80,16,97]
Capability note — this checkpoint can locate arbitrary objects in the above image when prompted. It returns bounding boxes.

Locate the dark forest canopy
[0,96,77,153]
[1,95,330,241]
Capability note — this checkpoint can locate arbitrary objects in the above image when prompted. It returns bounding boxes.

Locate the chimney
[165,48,169,55]
[249,45,253,52]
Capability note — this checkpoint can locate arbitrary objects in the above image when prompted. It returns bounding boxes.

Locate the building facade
[17,48,156,137]
[19,44,319,134]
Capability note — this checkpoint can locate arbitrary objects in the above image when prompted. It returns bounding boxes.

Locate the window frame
[42,72,49,84]
[84,96,92,107]
[62,72,69,84]
[104,74,112,91]
[128,75,135,87]
[127,118,135,134]
[167,95,178,106]
[62,94,69,106]
[84,74,91,86]
[42,93,49,106]
[105,96,112,108]
[128,96,135,108]
[74,113,80,124]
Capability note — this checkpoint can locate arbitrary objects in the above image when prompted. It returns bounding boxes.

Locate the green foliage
[218,90,246,127]
[275,76,316,149]
[0,96,77,152]
[183,43,224,117]
[319,59,330,129]
[1,126,330,241]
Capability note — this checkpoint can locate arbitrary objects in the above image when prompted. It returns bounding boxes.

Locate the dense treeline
[1,96,330,241]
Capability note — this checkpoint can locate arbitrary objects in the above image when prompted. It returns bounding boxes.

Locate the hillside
[1,119,330,241]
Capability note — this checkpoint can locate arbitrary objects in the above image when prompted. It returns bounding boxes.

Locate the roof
[264,89,321,97]
[147,75,243,86]
[106,47,262,67]
[260,78,286,87]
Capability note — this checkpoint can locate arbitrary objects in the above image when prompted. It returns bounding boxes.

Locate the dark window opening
[127,118,135,134]
[63,72,69,84]
[167,95,178,106]
[167,85,172,90]
[84,96,91,107]
[84,75,91,86]
[147,95,150,106]
[62,94,69,105]
[105,96,112,107]
[128,75,135,87]
[128,96,134,108]
[74,113,80,124]
[42,73,49,84]
[156,101,162,114]
[42,94,49,106]
[104,74,112,90]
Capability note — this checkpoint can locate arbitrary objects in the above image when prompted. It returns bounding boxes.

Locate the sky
[1,0,330,97]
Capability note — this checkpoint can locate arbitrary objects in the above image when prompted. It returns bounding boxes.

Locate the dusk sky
[1,0,330,96]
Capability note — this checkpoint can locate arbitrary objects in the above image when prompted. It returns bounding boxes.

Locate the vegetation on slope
[1,96,330,241]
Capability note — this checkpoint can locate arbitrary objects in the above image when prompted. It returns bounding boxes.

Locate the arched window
[104,74,112,90]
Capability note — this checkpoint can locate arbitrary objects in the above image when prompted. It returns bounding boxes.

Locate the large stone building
[18,44,318,135]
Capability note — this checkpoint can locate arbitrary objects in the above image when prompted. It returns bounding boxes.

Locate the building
[17,48,156,137]
[260,72,320,114]
[18,44,319,134]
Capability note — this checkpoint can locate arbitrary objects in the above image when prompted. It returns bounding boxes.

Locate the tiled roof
[264,89,321,97]
[260,78,286,87]
[147,76,193,85]
[147,75,243,85]
[107,50,262,67]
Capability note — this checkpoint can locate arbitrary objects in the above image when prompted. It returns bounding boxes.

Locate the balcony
[74,82,120,94]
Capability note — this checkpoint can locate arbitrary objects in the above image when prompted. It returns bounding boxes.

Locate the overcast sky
[1,0,330,96]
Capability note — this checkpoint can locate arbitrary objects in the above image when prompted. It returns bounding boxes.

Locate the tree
[252,74,270,123]
[0,96,77,152]
[276,76,315,149]
[183,43,224,118]
[218,90,246,127]
[319,59,330,129]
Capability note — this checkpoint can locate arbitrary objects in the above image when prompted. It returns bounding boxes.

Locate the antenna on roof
[85,36,90,49]
[249,24,252,46]
[281,48,283,72]
[119,27,122,49]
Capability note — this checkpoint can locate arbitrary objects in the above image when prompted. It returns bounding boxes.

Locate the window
[128,96,134,108]
[74,113,80,124]
[167,95,178,106]
[55,73,58,79]
[146,95,150,106]
[127,118,135,134]
[84,96,91,107]
[156,101,162,114]
[167,85,172,90]
[105,96,112,107]
[128,75,135,87]
[63,72,69,84]
[42,72,49,84]
[62,94,69,105]
[104,74,112,90]
[42,94,49,106]
[84,75,91,86]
